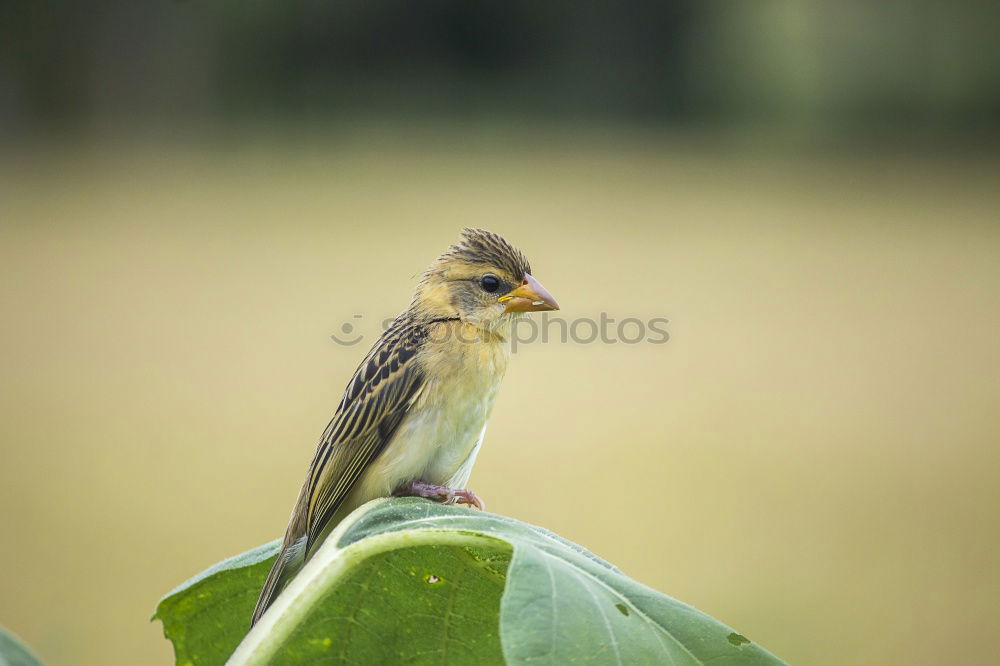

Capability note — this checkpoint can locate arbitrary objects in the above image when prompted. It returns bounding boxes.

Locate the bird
[250,228,559,626]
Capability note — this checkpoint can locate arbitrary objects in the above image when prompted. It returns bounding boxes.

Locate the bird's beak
[499,274,560,313]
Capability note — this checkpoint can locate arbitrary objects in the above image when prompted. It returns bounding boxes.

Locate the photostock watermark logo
[330,313,670,352]
[330,314,366,346]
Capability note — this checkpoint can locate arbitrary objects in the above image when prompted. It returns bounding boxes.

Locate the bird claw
[398,481,486,511]
[451,488,485,511]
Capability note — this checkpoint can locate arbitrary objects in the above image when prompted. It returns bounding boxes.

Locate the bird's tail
[250,536,307,627]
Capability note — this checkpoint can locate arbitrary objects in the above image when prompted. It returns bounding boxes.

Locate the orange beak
[499,274,560,313]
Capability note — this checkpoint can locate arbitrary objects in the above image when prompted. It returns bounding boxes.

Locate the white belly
[444,425,485,489]
[341,326,511,515]
[350,375,501,504]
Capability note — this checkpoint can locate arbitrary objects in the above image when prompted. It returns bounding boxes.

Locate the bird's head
[414,228,559,332]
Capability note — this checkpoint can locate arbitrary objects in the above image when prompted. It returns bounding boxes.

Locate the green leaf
[155,498,786,665]
[0,625,45,666]
[153,540,281,665]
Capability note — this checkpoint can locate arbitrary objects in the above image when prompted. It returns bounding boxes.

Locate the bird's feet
[396,480,486,511]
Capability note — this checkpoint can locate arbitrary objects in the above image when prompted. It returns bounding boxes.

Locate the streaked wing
[301,317,426,547]
[250,316,428,626]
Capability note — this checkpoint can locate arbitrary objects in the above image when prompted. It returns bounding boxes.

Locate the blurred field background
[2,2,1000,666]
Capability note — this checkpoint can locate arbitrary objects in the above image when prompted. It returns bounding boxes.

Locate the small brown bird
[251,228,559,625]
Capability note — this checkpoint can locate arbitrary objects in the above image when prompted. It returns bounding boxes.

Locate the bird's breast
[359,336,510,496]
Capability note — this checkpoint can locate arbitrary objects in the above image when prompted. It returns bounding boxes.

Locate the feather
[250,314,428,625]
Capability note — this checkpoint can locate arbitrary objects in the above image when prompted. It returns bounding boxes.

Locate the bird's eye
[480,275,501,293]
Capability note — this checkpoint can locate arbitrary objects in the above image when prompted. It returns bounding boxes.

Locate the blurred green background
[1,2,999,665]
